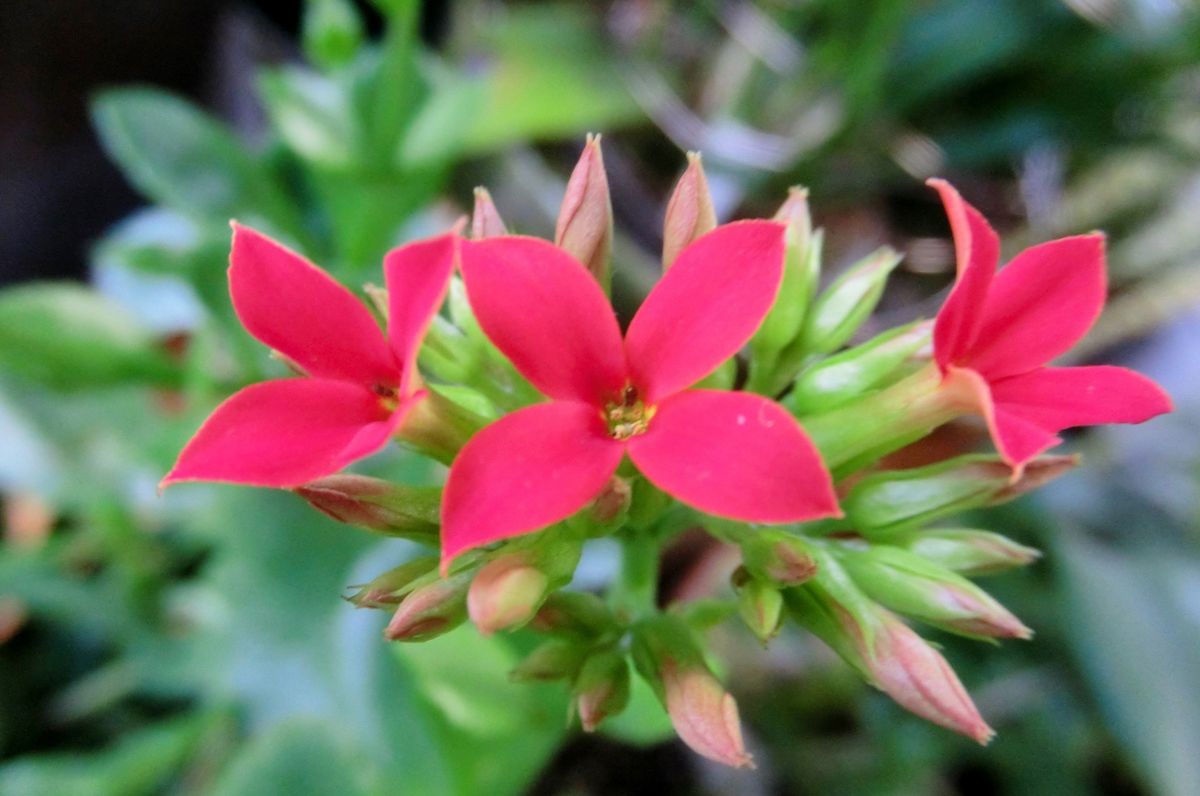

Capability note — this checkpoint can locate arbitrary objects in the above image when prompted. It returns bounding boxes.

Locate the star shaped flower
[929,179,1172,471]
[162,224,454,488]
[440,221,839,567]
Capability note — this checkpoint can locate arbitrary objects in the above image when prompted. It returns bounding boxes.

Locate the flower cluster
[163,137,1171,767]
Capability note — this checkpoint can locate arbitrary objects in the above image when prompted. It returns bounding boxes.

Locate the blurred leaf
[1057,528,1200,796]
[0,713,210,796]
[0,283,179,390]
[458,5,643,153]
[259,68,358,169]
[91,88,303,235]
[210,719,374,796]
[302,0,365,70]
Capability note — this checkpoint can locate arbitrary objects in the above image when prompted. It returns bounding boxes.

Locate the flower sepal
[573,646,632,732]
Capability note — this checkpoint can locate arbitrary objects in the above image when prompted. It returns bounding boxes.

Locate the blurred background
[1,1,1199,793]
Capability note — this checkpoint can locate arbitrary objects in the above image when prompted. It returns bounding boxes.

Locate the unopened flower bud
[753,188,819,358]
[394,387,488,464]
[472,187,508,239]
[295,475,439,542]
[385,570,472,642]
[468,554,552,635]
[740,529,819,586]
[556,133,613,289]
[866,611,994,744]
[844,453,1080,534]
[784,559,992,744]
[898,528,1040,576]
[509,638,586,682]
[347,555,439,609]
[631,615,753,768]
[662,152,717,269]
[732,568,784,645]
[802,246,902,355]
[574,647,631,732]
[787,321,932,416]
[839,545,1031,639]
[531,591,616,637]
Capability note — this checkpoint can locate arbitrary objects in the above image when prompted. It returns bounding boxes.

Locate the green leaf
[1057,528,1200,796]
[210,719,375,796]
[91,88,302,234]
[0,283,179,390]
[259,67,358,168]
[458,5,643,153]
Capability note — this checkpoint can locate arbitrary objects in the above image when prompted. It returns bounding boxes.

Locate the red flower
[441,222,839,567]
[162,224,455,488]
[930,179,1172,471]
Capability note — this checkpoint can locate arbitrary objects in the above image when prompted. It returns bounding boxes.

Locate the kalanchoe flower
[555,133,613,289]
[441,221,839,568]
[162,224,455,488]
[928,179,1172,471]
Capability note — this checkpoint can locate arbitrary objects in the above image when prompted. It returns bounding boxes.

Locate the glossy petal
[441,402,624,568]
[384,233,457,390]
[626,221,786,403]
[928,179,1000,370]
[460,236,626,404]
[161,379,404,488]
[990,365,1173,432]
[965,235,1107,380]
[945,366,1063,471]
[626,390,838,523]
[229,224,398,386]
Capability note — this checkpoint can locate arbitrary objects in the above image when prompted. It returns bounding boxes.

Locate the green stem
[611,528,660,622]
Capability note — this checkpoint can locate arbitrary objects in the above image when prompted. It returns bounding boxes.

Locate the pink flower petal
[384,232,457,390]
[944,366,1062,471]
[626,390,839,523]
[229,224,399,386]
[162,379,405,488]
[963,235,1107,380]
[459,236,627,405]
[440,401,624,568]
[625,221,786,403]
[990,365,1173,432]
[928,179,1001,370]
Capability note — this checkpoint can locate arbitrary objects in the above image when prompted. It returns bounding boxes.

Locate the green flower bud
[468,554,552,636]
[786,321,932,416]
[740,529,820,586]
[509,638,587,683]
[897,528,1040,576]
[294,475,439,541]
[347,555,439,609]
[752,187,819,359]
[574,647,631,732]
[802,246,902,355]
[837,544,1030,639]
[843,453,1079,534]
[732,567,784,645]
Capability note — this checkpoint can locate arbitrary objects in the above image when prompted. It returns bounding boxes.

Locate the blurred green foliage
[1,1,1198,794]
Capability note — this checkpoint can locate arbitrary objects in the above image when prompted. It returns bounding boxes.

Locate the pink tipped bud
[591,475,632,526]
[662,152,717,269]
[865,612,994,744]
[472,187,508,239]
[901,528,1041,576]
[841,546,1030,639]
[384,571,471,642]
[556,133,613,288]
[631,615,753,768]
[295,475,439,541]
[574,648,631,732]
[467,554,551,635]
[741,530,819,586]
[509,639,586,683]
[773,186,813,258]
[732,568,784,645]
[347,555,439,609]
[661,660,753,768]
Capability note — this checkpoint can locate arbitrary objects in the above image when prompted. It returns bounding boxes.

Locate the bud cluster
[166,135,1171,767]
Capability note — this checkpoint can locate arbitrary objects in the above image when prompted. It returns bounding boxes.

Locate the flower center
[372,383,400,412]
[604,386,654,440]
